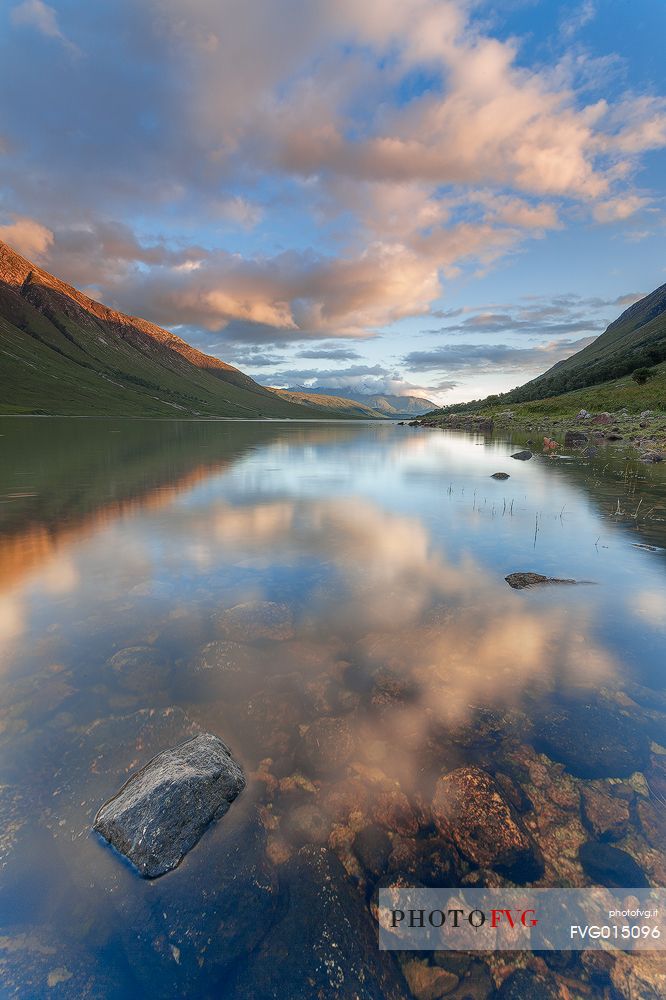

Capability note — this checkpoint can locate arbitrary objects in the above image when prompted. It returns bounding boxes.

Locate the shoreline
[410,408,666,461]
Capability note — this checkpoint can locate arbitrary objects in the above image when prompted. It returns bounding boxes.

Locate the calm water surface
[0,418,664,998]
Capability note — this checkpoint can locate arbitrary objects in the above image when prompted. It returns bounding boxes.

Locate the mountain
[271,388,383,418]
[520,282,666,400]
[0,240,379,419]
[286,386,436,417]
[429,282,666,414]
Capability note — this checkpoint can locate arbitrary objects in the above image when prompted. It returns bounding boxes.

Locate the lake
[0,418,664,998]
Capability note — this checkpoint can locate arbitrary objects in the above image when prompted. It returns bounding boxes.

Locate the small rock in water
[505,572,577,589]
[490,472,510,480]
[94,733,245,877]
[432,766,543,881]
[579,841,650,888]
[216,600,295,641]
[582,445,598,458]
[510,450,532,460]
[640,450,663,463]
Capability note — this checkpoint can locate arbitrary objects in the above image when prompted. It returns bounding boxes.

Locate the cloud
[592,195,650,223]
[262,362,446,399]
[403,337,597,373]
[1,0,664,348]
[422,289,645,341]
[0,214,54,258]
[10,0,79,54]
[296,347,363,360]
[212,196,264,230]
[560,1,596,40]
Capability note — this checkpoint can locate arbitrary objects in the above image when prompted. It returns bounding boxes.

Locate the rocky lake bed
[0,417,665,998]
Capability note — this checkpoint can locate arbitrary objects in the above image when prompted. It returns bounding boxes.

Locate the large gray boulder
[93,733,245,877]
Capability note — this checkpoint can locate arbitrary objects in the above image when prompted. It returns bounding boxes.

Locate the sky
[0,0,665,405]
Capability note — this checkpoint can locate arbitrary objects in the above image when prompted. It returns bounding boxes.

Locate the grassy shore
[418,363,666,456]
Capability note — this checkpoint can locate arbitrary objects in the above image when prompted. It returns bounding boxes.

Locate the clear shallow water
[0,418,665,998]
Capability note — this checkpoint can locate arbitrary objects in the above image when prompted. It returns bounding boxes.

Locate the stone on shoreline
[93,733,246,877]
[510,450,532,460]
[564,430,588,446]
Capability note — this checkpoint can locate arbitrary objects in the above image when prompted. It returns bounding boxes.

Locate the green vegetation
[631,367,654,385]
[0,240,380,420]
[430,282,666,417]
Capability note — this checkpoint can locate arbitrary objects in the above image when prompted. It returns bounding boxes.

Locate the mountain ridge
[427,282,666,415]
[0,240,380,419]
[285,386,436,417]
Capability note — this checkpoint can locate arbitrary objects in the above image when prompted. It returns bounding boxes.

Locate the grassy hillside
[454,362,666,419]
[431,283,666,417]
[0,240,377,420]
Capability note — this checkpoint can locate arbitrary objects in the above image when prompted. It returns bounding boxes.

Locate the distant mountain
[271,388,383,418]
[0,240,380,419]
[286,387,436,417]
[429,283,666,414]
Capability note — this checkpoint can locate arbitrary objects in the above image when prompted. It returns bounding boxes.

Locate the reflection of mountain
[0,418,368,592]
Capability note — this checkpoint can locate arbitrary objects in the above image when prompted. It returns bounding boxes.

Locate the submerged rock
[579,841,650,888]
[229,846,410,999]
[282,802,331,846]
[354,824,392,878]
[299,715,355,776]
[216,600,295,641]
[94,733,246,877]
[490,472,510,480]
[580,785,630,840]
[640,450,663,463]
[432,766,543,881]
[106,645,167,692]
[505,572,577,589]
[510,450,532,460]
[402,959,458,999]
[534,701,649,778]
[493,969,560,999]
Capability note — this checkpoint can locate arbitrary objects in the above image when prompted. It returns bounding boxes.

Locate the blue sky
[1,0,665,403]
